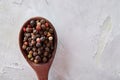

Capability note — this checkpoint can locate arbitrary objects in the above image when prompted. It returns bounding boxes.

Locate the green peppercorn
[28,54,32,58]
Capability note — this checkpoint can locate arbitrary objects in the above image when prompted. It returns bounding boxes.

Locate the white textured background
[0,0,120,80]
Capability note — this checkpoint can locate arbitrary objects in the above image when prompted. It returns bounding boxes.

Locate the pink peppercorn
[24,42,28,45]
[36,26,41,31]
[23,27,26,32]
[45,22,49,27]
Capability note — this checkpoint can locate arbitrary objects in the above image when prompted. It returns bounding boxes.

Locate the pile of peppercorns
[22,18,54,64]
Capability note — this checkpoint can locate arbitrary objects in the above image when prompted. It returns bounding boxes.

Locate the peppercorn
[27,24,31,28]
[46,43,51,47]
[49,28,54,33]
[23,27,26,32]
[28,38,32,42]
[22,45,26,50]
[44,40,48,44]
[36,25,41,31]
[51,46,54,50]
[44,31,48,36]
[30,20,36,27]
[40,19,45,24]
[47,32,51,37]
[26,47,31,51]
[48,53,52,58]
[31,35,36,40]
[30,57,34,61]
[48,36,53,41]
[26,28,32,32]
[36,34,40,38]
[44,52,48,56]
[39,31,43,35]
[41,24,46,30]
[29,50,33,55]
[24,42,28,45]
[33,52,38,56]
[35,56,41,62]
[40,36,45,41]
[42,57,47,63]
[40,47,44,51]
[32,47,37,52]
[33,29,38,34]
[45,22,49,27]
[28,54,32,58]
[25,33,31,37]
[31,40,36,46]
[38,50,41,55]
[34,59,38,64]
[36,38,40,43]
[23,37,28,42]
[45,47,50,52]
[36,43,41,48]
[29,43,33,47]
[46,27,49,31]
[36,20,40,23]
[37,22,41,26]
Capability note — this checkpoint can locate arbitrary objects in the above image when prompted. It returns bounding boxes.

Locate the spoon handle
[36,72,48,80]
[37,76,48,80]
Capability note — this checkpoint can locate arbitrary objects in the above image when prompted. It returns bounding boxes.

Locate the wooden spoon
[19,17,57,80]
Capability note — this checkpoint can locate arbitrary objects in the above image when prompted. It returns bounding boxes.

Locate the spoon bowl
[19,17,57,80]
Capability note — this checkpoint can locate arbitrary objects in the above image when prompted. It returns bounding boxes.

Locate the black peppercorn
[33,52,38,57]
[36,43,41,48]
[40,36,45,42]
[35,56,41,62]
[30,20,36,27]
[26,47,31,51]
